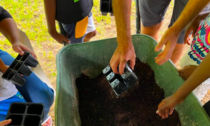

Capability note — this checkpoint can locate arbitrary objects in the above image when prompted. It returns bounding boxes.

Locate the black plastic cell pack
[102,64,138,96]
[2,52,38,86]
[6,103,44,126]
[100,0,113,16]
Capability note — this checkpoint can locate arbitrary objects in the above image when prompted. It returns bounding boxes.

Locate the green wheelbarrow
[55,34,210,126]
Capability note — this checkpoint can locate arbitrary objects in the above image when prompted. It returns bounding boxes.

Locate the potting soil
[76,59,181,126]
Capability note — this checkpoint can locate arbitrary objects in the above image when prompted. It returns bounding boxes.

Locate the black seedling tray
[100,0,113,16]
[2,52,38,86]
[6,103,44,126]
[102,64,138,96]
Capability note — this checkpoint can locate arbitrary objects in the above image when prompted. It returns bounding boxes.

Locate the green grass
[0,0,125,56]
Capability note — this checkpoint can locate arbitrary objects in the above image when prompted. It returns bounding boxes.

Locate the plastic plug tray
[6,103,44,126]
[2,52,38,86]
[102,64,138,96]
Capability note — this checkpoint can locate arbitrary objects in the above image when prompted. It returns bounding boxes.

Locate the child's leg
[61,13,95,44]
[0,92,26,121]
[0,49,54,120]
[61,23,85,44]
[84,12,96,42]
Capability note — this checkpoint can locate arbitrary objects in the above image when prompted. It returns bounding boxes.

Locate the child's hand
[12,42,37,59]
[184,16,201,45]
[0,119,12,126]
[156,95,182,119]
[155,26,180,65]
[50,31,70,44]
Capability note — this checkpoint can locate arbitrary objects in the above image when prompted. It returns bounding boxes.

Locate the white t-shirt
[0,72,18,101]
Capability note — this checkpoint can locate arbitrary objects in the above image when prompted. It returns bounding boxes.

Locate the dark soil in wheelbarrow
[76,59,181,126]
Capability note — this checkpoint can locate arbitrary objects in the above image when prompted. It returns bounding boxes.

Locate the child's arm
[185,13,210,45]
[0,59,8,73]
[43,0,70,44]
[0,6,36,58]
[156,52,210,119]
[155,0,210,65]
[0,119,11,126]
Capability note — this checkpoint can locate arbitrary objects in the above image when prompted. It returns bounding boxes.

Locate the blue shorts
[61,12,94,44]
[0,92,26,121]
[0,49,54,121]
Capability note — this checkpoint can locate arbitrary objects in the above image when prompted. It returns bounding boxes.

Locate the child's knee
[88,30,96,38]
[46,88,55,105]
[39,86,55,106]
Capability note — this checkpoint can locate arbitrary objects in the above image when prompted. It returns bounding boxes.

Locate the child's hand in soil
[0,119,11,126]
[156,95,182,119]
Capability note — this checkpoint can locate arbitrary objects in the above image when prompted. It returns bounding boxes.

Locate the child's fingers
[155,52,164,62]
[20,45,37,58]
[184,28,192,44]
[157,51,164,57]
[192,30,196,38]
[0,119,12,126]
[14,46,24,55]
[155,39,167,52]
[187,38,191,45]
[169,108,174,115]
[164,109,169,119]
[157,104,168,115]
[157,101,165,110]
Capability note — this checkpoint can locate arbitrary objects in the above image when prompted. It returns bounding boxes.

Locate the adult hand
[155,27,180,65]
[184,17,201,45]
[156,95,182,119]
[12,42,37,58]
[110,44,136,75]
[0,119,12,126]
[50,31,70,44]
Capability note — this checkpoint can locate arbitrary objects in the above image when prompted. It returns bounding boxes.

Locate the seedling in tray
[2,52,38,86]
[6,103,44,126]
[102,64,138,96]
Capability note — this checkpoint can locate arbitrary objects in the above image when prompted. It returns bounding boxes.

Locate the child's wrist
[172,93,183,103]
[48,27,57,36]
